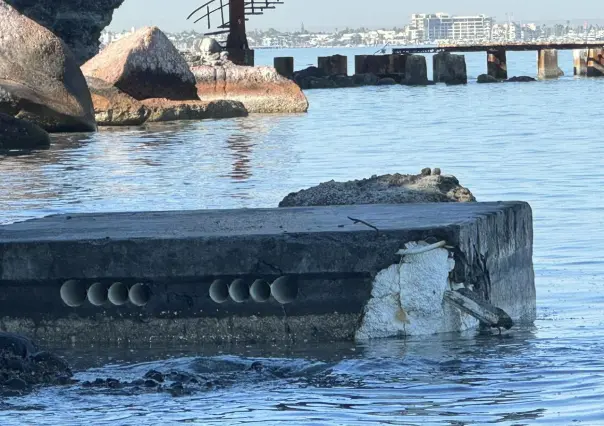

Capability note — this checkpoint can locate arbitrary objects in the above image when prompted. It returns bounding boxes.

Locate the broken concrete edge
[0,202,535,344]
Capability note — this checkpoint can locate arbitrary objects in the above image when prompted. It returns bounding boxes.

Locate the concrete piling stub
[355,55,369,74]
[587,48,604,77]
[274,57,294,78]
[318,54,348,76]
[433,52,467,85]
[573,49,588,76]
[403,55,429,85]
[538,49,560,79]
[487,49,508,80]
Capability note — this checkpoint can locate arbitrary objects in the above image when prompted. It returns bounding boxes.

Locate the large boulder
[279,169,476,207]
[0,113,50,150]
[82,26,199,101]
[5,0,125,65]
[0,3,96,132]
[192,64,309,113]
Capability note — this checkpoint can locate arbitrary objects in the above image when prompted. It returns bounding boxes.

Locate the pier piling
[487,49,507,80]
[587,48,604,77]
[274,57,294,78]
[433,52,467,85]
[574,49,588,76]
[538,49,560,79]
[318,54,347,76]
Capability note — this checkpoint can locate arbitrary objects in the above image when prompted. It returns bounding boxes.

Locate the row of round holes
[60,280,151,308]
[209,277,298,305]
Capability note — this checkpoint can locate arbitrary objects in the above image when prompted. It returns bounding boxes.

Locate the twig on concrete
[396,240,447,256]
[347,216,380,234]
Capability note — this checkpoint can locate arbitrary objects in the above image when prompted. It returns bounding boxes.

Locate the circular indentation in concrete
[229,279,249,303]
[129,283,151,307]
[250,279,271,303]
[209,279,229,303]
[60,280,87,307]
[108,282,129,306]
[87,282,108,306]
[271,276,298,304]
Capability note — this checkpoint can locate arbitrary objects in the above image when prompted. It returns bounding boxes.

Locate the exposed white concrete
[355,241,478,340]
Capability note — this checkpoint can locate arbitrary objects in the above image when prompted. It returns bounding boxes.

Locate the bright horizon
[108,0,604,32]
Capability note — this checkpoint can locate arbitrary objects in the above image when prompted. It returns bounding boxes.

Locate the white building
[408,13,493,42]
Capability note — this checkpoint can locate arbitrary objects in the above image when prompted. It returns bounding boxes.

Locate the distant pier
[393,42,604,79]
[275,42,604,89]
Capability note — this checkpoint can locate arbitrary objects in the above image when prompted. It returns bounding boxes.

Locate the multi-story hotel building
[407,13,493,42]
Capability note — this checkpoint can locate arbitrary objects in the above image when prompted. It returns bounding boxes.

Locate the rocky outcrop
[433,52,467,85]
[183,38,230,67]
[4,0,124,65]
[0,2,96,132]
[477,74,500,84]
[0,113,50,150]
[86,77,150,126]
[87,77,247,126]
[141,99,247,123]
[82,26,199,101]
[0,332,72,396]
[192,64,309,113]
[279,169,476,207]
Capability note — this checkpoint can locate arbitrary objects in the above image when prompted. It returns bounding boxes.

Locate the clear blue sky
[109,0,602,32]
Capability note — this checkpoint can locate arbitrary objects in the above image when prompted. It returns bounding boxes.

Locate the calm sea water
[1,48,604,425]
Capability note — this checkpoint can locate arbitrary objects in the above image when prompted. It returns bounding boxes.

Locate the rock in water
[82,26,199,101]
[0,3,96,133]
[192,64,309,113]
[4,0,125,65]
[87,76,247,126]
[477,74,500,84]
[0,113,51,150]
[278,171,476,207]
[0,332,73,393]
[86,77,151,126]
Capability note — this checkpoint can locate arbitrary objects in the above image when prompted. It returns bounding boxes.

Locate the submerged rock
[279,170,476,207]
[192,64,308,113]
[0,2,96,132]
[376,77,397,86]
[0,113,50,150]
[352,73,380,86]
[82,26,198,101]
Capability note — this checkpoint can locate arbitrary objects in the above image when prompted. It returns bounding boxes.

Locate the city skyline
[108,0,604,32]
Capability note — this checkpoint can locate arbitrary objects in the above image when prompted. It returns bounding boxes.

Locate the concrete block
[318,54,347,76]
[0,202,535,344]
